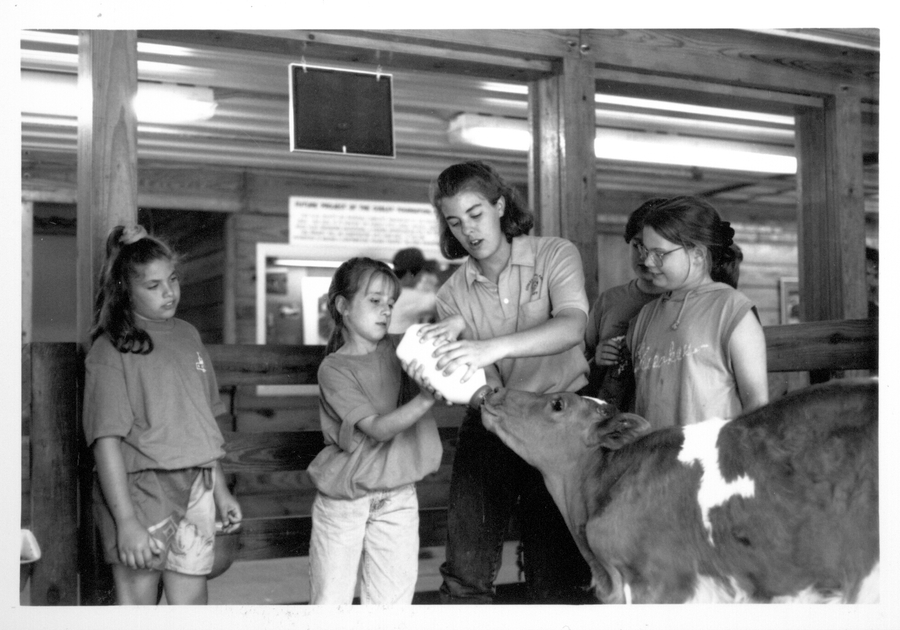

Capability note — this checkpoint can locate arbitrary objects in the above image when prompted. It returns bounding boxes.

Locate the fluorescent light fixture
[21,71,217,123]
[594,129,797,174]
[448,113,531,152]
[133,83,217,123]
[594,94,794,125]
[470,81,794,126]
[271,259,344,268]
[447,113,797,174]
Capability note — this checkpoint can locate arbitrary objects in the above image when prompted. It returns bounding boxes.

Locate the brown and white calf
[480,379,879,604]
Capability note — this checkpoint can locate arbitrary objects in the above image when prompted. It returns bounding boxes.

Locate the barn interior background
[21,28,879,345]
[15,25,882,615]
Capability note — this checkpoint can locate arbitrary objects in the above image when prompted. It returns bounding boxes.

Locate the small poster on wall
[780,277,800,324]
[265,270,288,295]
[300,276,335,346]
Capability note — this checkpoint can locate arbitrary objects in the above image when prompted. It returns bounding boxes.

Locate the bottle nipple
[469,384,495,409]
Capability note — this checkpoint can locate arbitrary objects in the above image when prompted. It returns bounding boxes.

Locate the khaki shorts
[95,467,217,575]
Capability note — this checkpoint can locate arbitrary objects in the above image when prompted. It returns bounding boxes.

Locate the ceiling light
[21,71,217,123]
[594,94,794,125]
[594,129,797,174]
[270,259,344,268]
[448,113,531,152]
[132,83,217,123]
[447,113,796,174]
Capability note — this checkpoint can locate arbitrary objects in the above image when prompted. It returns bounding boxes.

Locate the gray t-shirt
[308,336,442,500]
[83,318,226,472]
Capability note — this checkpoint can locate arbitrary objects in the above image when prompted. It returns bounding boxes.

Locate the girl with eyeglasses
[585,198,670,411]
[625,196,768,430]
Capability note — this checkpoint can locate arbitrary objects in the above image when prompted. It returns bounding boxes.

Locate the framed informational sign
[288,196,443,256]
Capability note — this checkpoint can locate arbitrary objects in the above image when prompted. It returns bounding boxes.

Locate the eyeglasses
[632,241,684,266]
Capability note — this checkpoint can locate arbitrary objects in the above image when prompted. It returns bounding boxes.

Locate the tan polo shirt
[435,234,589,394]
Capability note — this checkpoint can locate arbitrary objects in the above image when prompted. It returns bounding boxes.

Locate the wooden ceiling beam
[365,29,578,59]
[138,30,555,82]
[584,29,878,100]
[139,29,878,105]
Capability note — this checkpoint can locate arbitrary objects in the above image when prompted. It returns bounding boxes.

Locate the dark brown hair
[324,257,401,355]
[90,225,179,353]
[429,160,533,259]
[642,196,743,288]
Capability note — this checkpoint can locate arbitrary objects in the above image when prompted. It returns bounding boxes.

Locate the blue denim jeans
[309,484,419,604]
[438,406,592,603]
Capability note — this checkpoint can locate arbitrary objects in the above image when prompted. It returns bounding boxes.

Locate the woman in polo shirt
[419,160,592,604]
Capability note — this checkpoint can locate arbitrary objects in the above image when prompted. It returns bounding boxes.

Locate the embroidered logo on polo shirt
[526,274,543,298]
[195,352,206,373]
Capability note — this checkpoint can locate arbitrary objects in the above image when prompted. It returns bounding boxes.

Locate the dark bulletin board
[289,63,395,158]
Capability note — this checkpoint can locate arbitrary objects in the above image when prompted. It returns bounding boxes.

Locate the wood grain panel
[586,29,877,96]
[208,344,325,387]
[765,318,877,372]
[27,343,80,605]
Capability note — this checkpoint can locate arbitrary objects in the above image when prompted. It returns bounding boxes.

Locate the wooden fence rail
[21,318,877,604]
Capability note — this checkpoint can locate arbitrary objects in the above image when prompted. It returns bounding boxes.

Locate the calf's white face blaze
[677,418,755,544]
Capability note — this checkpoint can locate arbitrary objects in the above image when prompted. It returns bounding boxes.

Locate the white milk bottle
[396,323,493,408]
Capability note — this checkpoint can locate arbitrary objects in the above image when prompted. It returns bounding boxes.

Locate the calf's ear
[590,413,651,450]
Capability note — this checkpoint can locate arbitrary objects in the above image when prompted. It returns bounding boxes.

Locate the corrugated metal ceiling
[19,29,879,216]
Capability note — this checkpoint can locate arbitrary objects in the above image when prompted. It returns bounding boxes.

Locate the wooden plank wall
[139,208,228,344]
[22,343,80,605]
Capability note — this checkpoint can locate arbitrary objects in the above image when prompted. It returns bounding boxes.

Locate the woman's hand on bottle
[416,315,467,346]
[431,338,497,385]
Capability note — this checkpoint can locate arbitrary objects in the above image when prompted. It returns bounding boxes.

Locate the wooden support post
[528,48,599,306]
[27,344,80,605]
[22,201,33,345]
[795,90,867,322]
[223,213,237,344]
[75,30,139,604]
[795,88,867,383]
[76,30,139,349]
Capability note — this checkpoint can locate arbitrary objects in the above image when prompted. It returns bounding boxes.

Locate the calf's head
[480,388,651,473]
